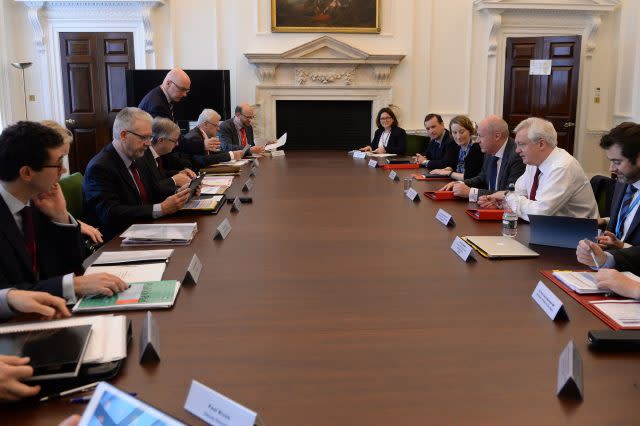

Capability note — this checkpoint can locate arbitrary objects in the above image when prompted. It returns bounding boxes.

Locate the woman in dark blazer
[359,107,407,155]
[429,115,483,180]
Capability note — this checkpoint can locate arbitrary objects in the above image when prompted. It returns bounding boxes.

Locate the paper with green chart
[72,280,181,313]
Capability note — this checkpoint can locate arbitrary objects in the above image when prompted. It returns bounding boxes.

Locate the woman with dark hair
[429,115,483,180]
[359,107,407,155]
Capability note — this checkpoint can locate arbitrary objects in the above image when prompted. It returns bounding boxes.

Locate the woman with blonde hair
[429,115,483,181]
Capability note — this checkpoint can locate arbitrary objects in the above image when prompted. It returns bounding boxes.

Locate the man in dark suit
[0,121,127,299]
[219,103,273,154]
[441,115,525,200]
[181,109,245,170]
[138,68,191,122]
[576,240,640,298]
[593,123,640,249]
[415,113,457,169]
[83,107,192,241]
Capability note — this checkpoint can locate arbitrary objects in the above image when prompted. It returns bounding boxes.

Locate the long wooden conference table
[3,151,639,425]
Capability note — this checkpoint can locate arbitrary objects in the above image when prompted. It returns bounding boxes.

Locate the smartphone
[587,329,640,351]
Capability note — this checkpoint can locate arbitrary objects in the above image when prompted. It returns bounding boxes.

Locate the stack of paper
[552,270,640,294]
[120,223,198,246]
[203,176,234,187]
[0,315,127,364]
[84,262,167,283]
[219,159,250,166]
[590,300,640,327]
[92,249,174,265]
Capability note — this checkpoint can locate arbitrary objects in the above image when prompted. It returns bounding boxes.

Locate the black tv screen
[126,69,231,132]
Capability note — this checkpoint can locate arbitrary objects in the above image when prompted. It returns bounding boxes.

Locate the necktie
[487,156,499,191]
[616,184,638,239]
[130,162,149,204]
[240,127,247,147]
[529,168,541,201]
[168,102,175,122]
[157,156,164,173]
[20,206,37,275]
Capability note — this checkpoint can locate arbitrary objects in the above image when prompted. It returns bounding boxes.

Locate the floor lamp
[11,62,32,120]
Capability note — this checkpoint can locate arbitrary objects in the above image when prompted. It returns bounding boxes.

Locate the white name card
[271,150,285,157]
[368,159,378,168]
[242,179,254,192]
[231,196,242,212]
[252,159,260,167]
[532,281,569,321]
[183,254,203,285]
[436,209,455,227]
[184,380,264,426]
[556,340,584,400]
[451,236,474,262]
[353,151,366,159]
[250,167,257,177]
[214,218,232,240]
[405,187,420,202]
[388,170,399,181]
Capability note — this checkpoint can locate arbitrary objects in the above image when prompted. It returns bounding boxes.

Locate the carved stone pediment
[245,36,404,84]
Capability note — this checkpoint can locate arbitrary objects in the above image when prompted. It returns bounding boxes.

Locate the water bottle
[502,183,518,237]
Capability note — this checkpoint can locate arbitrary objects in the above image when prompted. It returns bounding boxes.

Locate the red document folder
[382,164,419,170]
[412,174,453,181]
[540,270,638,330]
[466,209,505,221]
[423,191,461,201]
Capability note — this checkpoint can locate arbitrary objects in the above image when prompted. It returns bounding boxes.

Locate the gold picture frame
[271,0,380,34]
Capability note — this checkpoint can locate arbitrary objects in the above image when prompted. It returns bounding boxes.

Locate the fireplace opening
[275,100,372,150]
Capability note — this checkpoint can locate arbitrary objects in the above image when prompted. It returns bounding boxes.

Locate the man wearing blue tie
[594,123,640,249]
[441,115,525,200]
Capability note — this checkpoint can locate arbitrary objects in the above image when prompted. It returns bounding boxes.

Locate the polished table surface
[3,151,639,425]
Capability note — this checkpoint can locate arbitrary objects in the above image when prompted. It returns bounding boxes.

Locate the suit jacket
[83,143,173,241]
[138,149,176,196]
[421,129,457,170]
[218,118,254,152]
[0,197,84,296]
[607,182,640,245]
[463,138,525,197]
[456,142,484,180]
[138,86,174,121]
[610,245,640,275]
[180,127,232,169]
[369,126,407,155]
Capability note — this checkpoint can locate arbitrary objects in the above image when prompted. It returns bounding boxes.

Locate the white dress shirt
[377,129,391,150]
[512,147,599,221]
[469,139,508,202]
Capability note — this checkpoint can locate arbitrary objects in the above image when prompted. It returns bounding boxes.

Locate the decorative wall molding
[474,0,620,13]
[294,67,357,86]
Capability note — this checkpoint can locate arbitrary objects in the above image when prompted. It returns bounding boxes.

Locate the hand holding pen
[576,239,606,269]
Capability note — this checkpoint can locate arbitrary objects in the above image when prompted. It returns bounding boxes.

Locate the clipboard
[465,209,505,221]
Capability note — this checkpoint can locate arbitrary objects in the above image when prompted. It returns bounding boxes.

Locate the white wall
[2,0,638,174]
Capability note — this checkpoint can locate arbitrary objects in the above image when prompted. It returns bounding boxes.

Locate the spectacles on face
[380,116,393,121]
[205,120,220,128]
[40,162,65,172]
[126,130,153,142]
[168,80,190,94]
[241,113,255,120]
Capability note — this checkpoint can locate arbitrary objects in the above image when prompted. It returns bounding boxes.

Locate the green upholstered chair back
[589,175,616,218]
[59,172,83,219]
[405,134,428,156]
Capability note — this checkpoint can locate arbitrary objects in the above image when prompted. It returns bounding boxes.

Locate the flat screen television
[125,69,231,132]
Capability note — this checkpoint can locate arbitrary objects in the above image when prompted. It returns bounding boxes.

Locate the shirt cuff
[0,288,15,321]
[593,252,616,270]
[469,188,479,202]
[52,213,78,227]
[62,273,77,303]
[152,203,164,219]
[229,151,235,160]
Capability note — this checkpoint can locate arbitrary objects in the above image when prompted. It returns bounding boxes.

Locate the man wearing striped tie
[479,117,598,221]
[595,123,640,249]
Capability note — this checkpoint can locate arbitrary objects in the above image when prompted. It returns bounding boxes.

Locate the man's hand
[73,273,129,297]
[180,168,197,179]
[32,183,70,224]
[359,146,372,152]
[78,220,103,244]
[204,137,221,152]
[440,182,456,191]
[479,191,505,208]
[373,147,386,154]
[596,230,625,250]
[430,168,451,176]
[7,290,70,319]
[265,139,277,146]
[451,182,471,198]
[415,153,427,165]
[160,186,190,215]
[172,173,191,188]
[596,268,640,299]
[232,150,245,159]
[576,239,606,268]
[250,146,265,154]
[0,355,40,401]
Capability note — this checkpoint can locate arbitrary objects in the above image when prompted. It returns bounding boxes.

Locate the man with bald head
[218,103,270,154]
[138,68,191,122]
[441,115,525,201]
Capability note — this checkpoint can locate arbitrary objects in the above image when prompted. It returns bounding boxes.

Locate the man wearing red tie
[218,103,275,153]
[83,107,193,240]
[479,117,598,221]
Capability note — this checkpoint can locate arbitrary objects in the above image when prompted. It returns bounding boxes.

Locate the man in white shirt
[480,117,598,221]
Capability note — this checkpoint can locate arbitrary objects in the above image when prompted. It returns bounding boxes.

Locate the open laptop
[529,215,598,249]
[463,236,540,258]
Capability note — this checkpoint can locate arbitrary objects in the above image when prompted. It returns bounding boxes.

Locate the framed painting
[271,0,380,33]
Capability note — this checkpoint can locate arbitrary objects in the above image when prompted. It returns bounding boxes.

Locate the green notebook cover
[73,280,179,312]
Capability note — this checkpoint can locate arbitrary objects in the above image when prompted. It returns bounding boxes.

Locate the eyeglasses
[41,163,65,171]
[241,113,255,120]
[168,80,190,94]
[126,130,153,142]
[380,116,393,121]
[205,120,220,128]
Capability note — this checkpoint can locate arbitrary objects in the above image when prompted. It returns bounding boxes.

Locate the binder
[423,190,461,200]
[382,163,419,170]
[412,173,453,181]
[466,209,505,221]
[73,280,181,313]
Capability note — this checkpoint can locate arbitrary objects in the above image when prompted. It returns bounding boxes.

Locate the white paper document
[120,223,198,245]
[265,132,287,151]
[219,159,250,166]
[84,262,166,283]
[553,271,640,294]
[93,249,174,265]
[203,176,234,187]
[365,153,397,158]
[200,186,225,195]
[590,300,640,327]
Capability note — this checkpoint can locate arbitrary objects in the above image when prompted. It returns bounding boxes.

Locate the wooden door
[60,32,134,173]
[503,36,580,154]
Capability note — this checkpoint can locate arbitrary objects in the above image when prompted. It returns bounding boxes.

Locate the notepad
[181,195,225,212]
[84,262,166,283]
[120,223,197,246]
[73,280,181,312]
[552,270,640,294]
[0,325,92,380]
[92,249,174,266]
